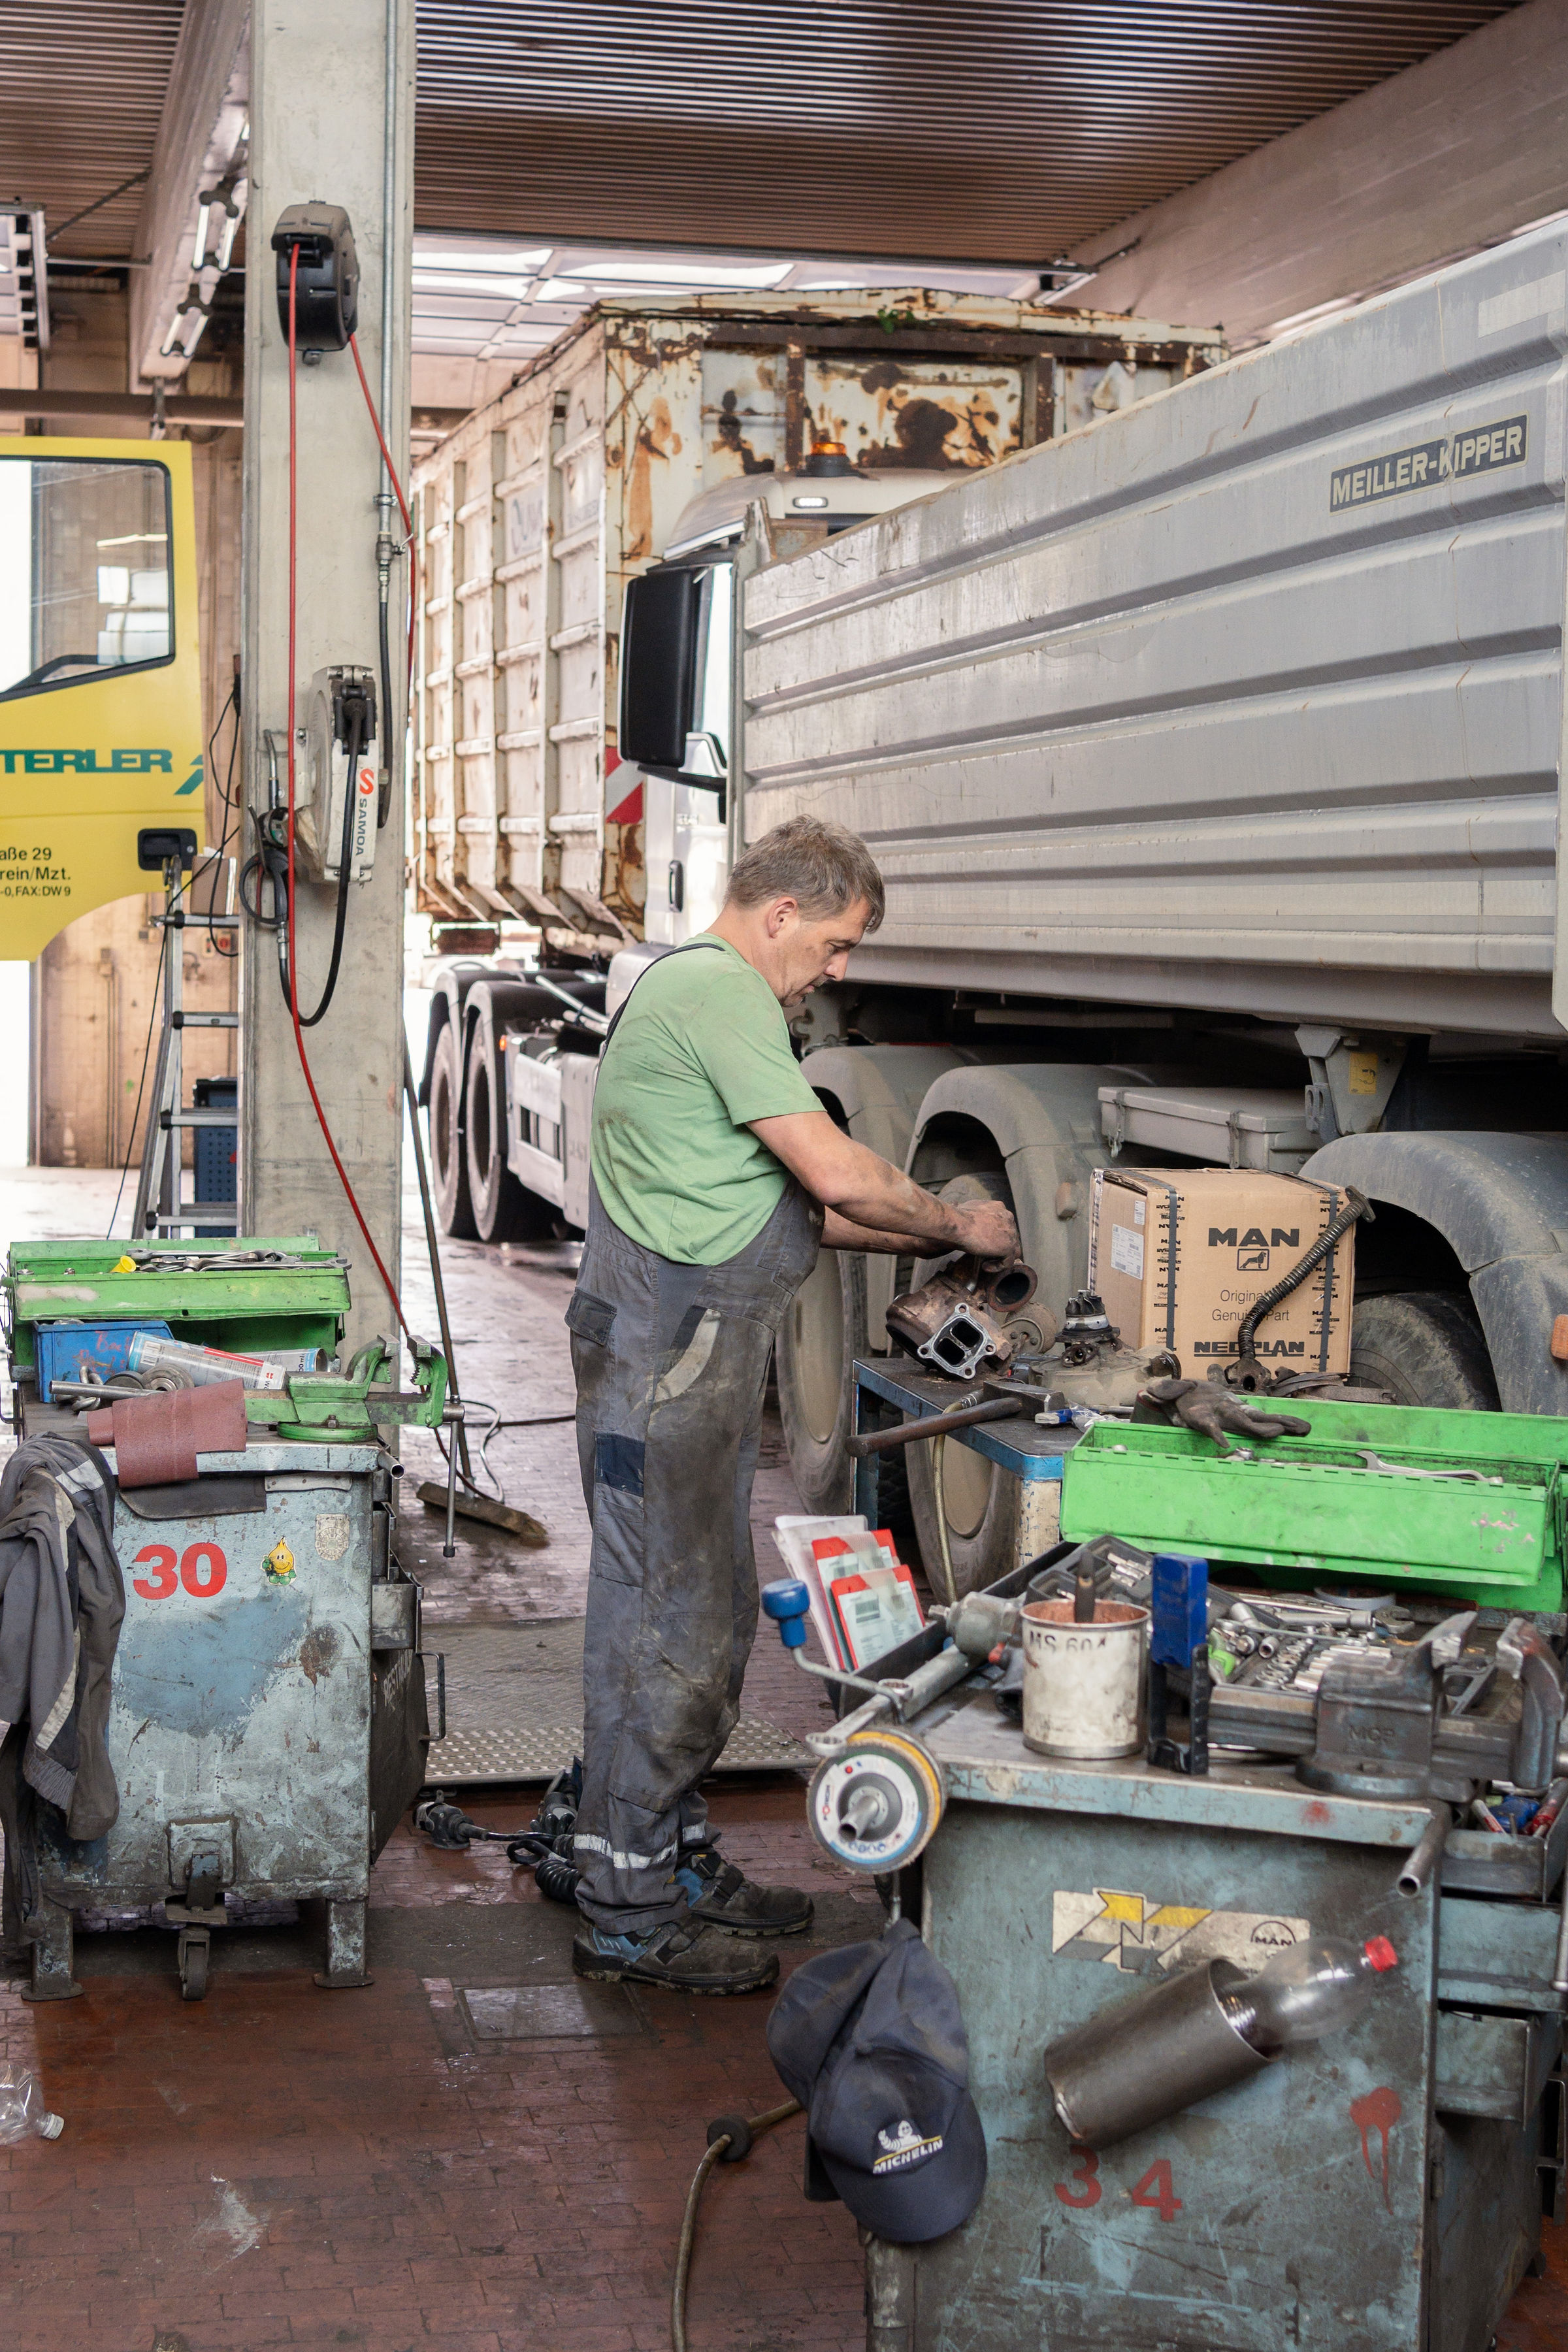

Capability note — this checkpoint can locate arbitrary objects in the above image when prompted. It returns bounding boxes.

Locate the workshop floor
[2,1164,1566,2351]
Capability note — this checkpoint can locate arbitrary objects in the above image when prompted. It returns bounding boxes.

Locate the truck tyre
[777,1248,863,1515]
[904,1173,1021,1599]
[464,1025,550,1243]
[428,1022,476,1239]
[1348,1292,1499,1412]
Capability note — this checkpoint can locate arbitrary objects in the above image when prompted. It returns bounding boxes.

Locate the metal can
[1020,1597,1149,1759]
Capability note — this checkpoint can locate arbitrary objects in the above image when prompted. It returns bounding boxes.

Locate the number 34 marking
[1056,2149,1183,2223]
[132,1542,227,1599]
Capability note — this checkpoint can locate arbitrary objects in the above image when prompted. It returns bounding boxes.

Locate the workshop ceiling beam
[128,0,249,386]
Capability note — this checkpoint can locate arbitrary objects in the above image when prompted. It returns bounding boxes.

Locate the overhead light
[160,286,212,359]
[0,206,49,353]
[192,174,246,274]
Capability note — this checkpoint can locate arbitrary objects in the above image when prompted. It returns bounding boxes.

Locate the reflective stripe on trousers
[566,1175,821,1932]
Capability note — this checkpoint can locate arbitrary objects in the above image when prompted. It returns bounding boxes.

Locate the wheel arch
[1303,1131,1568,1414]
[905,1063,1142,1319]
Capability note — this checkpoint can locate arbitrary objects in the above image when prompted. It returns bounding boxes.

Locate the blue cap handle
[760,1577,811,1649]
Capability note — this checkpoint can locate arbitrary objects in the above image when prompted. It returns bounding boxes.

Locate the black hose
[285,703,365,1028]
[1228,1185,1374,1388]
[672,2102,804,2352]
[376,587,394,830]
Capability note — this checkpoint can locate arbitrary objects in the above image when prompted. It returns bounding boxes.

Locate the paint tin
[1021,1597,1148,1759]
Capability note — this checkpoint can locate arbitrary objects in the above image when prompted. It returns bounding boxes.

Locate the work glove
[1140,1377,1311,1452]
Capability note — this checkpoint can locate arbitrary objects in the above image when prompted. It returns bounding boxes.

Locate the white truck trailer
[408,287,1220,1239]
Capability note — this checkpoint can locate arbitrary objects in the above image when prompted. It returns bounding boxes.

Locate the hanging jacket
[0,1434,124,1834]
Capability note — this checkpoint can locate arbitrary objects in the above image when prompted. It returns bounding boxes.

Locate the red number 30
[132,1542,227,1600]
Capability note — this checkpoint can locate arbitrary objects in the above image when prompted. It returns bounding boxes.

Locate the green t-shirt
[591,936,820,1264]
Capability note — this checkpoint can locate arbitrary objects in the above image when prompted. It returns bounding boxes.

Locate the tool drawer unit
[3,1236,431,2000]
[865,1711,1565,2352]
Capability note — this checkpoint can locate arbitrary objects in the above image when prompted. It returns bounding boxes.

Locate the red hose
[284,245,412,1347]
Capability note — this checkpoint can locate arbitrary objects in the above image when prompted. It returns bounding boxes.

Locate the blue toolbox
[33,1318,174,1403]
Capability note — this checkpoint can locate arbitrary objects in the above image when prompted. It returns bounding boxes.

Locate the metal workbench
[851,1356,1077,1567]
[860,1682,1565,2352]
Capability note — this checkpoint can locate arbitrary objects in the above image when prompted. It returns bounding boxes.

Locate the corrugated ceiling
[0,1,185,263]
[3,3,1520,270]
[413,3,1522,263]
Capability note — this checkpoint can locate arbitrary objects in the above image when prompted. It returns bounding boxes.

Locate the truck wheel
[904,1173,1021,1598]
[464,1028,551,1243]
[428,1023,476,1239]
[1348,1292,1499,1411]
[777,1249,864,1514]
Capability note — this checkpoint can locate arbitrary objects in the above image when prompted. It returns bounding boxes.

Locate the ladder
[131,851,241,1237]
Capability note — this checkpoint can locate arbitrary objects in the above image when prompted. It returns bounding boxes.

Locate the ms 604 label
[1330,414,1527,510]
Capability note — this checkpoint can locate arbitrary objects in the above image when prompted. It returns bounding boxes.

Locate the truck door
[0,438,203,958]
[619,555,732,945]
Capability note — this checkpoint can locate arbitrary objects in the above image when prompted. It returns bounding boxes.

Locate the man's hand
[949,1198,1020,1267]
[751,1109,1021,1264]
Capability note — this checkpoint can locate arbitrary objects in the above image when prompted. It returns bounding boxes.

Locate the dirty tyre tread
[1348,1291,1499,1412]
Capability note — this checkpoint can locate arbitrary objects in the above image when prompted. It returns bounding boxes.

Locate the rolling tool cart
[3,1235,449,2001]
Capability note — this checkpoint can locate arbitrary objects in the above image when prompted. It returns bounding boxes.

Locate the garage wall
[1081,0,1568,346]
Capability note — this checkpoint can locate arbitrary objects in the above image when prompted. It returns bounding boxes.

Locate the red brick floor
[1,1788,876,2352]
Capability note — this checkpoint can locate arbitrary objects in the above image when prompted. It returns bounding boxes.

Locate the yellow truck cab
[0,434,204,956]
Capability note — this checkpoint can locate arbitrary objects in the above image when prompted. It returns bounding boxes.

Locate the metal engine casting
[885,1256,1040,1382]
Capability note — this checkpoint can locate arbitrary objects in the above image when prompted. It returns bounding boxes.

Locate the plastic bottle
[1218,1934,1398,2053]
[126,1332,290,1391]
[0,2064,64,2144]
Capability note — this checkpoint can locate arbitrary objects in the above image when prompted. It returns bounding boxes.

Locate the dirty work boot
[673,1846,814,1938]
[572,1916,780,1995]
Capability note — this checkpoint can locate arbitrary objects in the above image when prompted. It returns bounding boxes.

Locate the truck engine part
[885,1257,1037,1382]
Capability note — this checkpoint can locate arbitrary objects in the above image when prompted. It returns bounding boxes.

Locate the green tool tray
[3,1235,348,1371]
[1059,1397,1568,1612]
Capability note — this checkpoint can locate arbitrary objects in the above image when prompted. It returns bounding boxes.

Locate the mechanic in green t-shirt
[566,815,1018,1997]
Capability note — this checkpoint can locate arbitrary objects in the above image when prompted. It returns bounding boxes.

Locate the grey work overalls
[566,958,821,1932]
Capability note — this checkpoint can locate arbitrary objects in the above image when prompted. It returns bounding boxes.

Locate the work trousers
[567,1177,821,1931]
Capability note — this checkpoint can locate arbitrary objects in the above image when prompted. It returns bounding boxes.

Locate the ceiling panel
[413,2,1521,264]
[1,2,1519,279]
[0,1,185,263]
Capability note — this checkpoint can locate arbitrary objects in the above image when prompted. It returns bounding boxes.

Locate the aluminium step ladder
[131,847,240,1237]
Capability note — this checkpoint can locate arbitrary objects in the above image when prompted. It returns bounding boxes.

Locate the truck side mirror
[620,568,701,771]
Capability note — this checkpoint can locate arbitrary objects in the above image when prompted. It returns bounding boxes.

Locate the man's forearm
[753,1117,972,1249]
[821,1207,939,1255]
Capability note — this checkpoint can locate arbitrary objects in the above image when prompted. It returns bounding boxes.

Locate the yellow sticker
[1347,1051,1379,1096]
[111,1256,137,1274]
[264,1538,295,1584]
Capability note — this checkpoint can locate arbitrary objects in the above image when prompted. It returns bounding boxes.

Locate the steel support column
[240,0,414,1356]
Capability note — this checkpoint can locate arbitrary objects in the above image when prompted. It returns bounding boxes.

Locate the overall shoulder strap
[603,938,727,1044]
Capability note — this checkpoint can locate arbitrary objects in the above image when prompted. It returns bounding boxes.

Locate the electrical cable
[280,241,411,1348]
[671,2102,804,2352]
[104,924,168,1241]
[284,697,367,1027]
[189,677,242,956]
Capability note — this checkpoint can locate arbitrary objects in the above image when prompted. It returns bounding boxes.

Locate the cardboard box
[1087,1167,1354,1377]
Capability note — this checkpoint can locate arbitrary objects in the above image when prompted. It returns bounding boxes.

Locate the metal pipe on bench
[846,1396,1027,1458]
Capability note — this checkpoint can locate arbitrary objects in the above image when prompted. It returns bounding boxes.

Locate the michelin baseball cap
[766,1918,987,2243]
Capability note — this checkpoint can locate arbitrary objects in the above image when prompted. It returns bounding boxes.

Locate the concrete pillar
[240,0,414,1357]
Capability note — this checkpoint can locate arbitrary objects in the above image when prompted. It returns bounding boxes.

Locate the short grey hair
[725,816,885,930]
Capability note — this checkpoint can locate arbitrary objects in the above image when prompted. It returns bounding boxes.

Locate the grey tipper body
[742,221,1568,1041]
[568,1176,820,1930]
